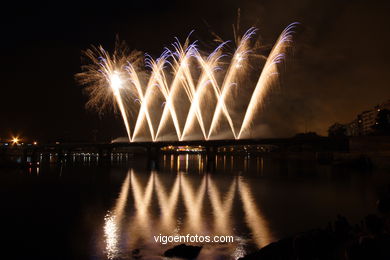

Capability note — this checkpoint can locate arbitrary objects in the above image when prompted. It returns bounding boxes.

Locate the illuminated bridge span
[27,137,346,152]
[13,136,348,167]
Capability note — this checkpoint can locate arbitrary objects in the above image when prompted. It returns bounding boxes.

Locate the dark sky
[1,0,389,142]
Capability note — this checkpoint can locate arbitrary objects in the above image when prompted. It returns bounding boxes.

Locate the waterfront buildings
[332,100,390,136]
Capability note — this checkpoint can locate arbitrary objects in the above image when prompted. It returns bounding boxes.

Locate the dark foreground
[239,211,390,260]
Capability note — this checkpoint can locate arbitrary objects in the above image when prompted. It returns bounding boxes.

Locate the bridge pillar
[57,149,65,164]
[65,149,72,163]
[31,148,38,165]
[21,147,28,166]
[98,147,112,165]
[205,145,217,172]
[147,145,160,170]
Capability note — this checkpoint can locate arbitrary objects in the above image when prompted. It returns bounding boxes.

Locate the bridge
[1,136,348,168]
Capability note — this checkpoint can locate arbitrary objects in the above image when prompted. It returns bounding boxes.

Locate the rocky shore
[239,191,390,260]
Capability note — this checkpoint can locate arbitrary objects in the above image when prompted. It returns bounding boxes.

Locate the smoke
[232,0,390,136]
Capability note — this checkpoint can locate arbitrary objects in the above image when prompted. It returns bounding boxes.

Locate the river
[0,154,389,259]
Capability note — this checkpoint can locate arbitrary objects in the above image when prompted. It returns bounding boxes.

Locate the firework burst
[77,23,298,142]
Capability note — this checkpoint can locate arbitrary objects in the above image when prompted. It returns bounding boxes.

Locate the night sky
[1,0,389,142]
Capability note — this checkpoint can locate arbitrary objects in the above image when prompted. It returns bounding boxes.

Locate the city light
[11,137,20,145]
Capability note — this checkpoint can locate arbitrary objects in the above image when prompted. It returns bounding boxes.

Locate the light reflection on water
[4,153,389,259]
[104,173,130,259]
[101,158,274,259]
[94,153,384,259]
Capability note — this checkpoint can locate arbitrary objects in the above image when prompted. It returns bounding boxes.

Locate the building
[345,119,361,136]
[334,99,390,137]
[358,109,377,135]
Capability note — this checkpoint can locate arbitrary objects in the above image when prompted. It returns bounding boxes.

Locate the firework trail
[77,23,297,142]
[238,23,298,139]
[76,41,143,141]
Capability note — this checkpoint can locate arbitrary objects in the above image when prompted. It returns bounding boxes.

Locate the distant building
[345,119,361,136]
[330,99,390,137]
[359,109,378,135]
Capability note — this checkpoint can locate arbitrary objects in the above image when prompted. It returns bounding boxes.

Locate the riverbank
[239,193,390,260]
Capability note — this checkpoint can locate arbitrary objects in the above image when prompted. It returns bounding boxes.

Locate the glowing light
[101,170,272,254]
[78,23,297,142]
[109,71,132,142]
[238,23,298,139]
[109,72,123,93]
[128,170,154,246]
[180,174,207,233]
[103,172,130,259]
[104,213,119,259]
[154,173,180,232]
[76,44,136,142]
[238,176,272,247]
[11,137,20,145]
[208,175,236,234]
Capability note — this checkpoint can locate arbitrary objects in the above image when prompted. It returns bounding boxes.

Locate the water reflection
[3,150,387,260]
[238,176,272,247]
[181,173,207,233]
[103,214,119,259]
[155,173,180,233]
[101,157,273,259]
[129,170,154,247]
[208,175,236,235]
[104,173,130,259]
[5,151,383,260]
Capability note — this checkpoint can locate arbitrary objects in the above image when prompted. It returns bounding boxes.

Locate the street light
[11,137,20,145]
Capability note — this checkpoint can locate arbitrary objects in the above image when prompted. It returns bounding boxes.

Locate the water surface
[0,154,389,259]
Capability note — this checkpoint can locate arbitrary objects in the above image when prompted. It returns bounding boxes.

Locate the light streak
[180,173,207,233]
[207,175,236,234]
[78,24,297,142]
[110,71,132,141]
[103,172,130,259]
[100,170,275,254]
[154,174,180,232]
[238,176,273,247]
[238,23,298,138]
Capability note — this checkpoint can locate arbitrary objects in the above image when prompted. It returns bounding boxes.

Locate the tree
[328,123,347,137]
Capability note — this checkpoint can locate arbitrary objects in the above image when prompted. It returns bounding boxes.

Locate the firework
[76,41,143,141]
[77,23,297,142]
